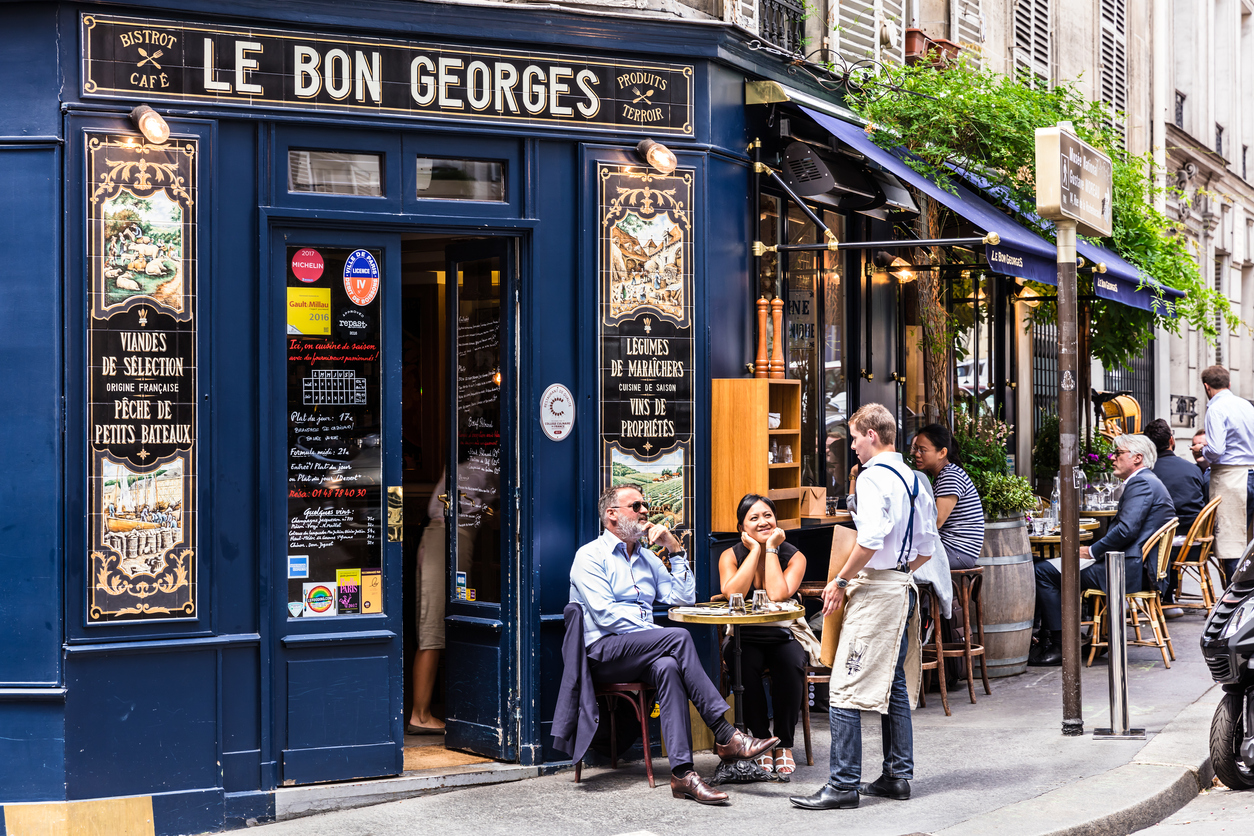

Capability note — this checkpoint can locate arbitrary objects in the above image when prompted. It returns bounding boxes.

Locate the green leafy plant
[847,58,1243,369]
[970,471,1039,518]
[951,402,1011,477]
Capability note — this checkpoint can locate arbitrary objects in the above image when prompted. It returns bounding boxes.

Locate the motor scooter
[1201,539,1254,789]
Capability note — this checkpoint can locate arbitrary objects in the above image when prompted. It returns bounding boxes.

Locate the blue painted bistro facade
[0,1,1043,833]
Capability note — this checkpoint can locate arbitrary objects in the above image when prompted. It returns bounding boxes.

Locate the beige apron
[1212,464,1251,565]
[828,569,921,713]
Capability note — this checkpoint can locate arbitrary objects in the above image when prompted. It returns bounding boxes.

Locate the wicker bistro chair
[1084,517,1179,669]
[1171,497,1223,613]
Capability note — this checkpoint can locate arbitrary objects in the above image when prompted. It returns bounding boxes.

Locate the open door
[441,239,517,760]
[272,230,405,785]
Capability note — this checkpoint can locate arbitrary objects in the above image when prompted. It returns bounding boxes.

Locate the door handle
[438,493,450,510]
[861,369,874,381]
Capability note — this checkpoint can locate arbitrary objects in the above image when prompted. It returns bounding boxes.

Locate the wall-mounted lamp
[873,250,915,281]
[130,104,170,144]
[636,138,677,174]
[1017,285,1042,308]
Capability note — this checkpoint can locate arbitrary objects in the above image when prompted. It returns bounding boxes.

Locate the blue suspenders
[870,463,919,572]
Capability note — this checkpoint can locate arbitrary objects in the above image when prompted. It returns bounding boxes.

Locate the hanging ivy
[846,60,1241,369]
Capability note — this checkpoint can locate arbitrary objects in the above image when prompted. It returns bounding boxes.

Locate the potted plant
[970,471,1039,519]
[1080,434,1116,483]
[952,402,1012,480]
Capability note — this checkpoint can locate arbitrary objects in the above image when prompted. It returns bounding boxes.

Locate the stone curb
[274,762,545,820]
[929,684,1221,836]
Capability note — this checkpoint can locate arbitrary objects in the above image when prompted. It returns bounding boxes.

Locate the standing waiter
[1192,365,1254,583]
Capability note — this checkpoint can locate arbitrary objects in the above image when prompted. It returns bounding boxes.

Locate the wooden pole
[1057,218,1083,736]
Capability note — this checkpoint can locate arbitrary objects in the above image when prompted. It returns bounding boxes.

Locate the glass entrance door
[441,240,515,760]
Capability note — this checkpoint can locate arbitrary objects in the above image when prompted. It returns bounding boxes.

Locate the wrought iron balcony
[1171,394,1197,428]
[759,0,806,55]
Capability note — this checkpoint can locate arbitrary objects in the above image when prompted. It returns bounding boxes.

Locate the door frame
[259,215,528,787]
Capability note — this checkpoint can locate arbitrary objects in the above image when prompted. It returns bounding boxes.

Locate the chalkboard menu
[86,132,198,623]
[286,246,384,618]
[598,164,695,538]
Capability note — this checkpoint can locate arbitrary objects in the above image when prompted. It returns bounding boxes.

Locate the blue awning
[800,106,1184,314]
[951,168,1185,315]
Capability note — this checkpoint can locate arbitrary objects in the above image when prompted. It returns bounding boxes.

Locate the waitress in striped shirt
[911,424,985,570]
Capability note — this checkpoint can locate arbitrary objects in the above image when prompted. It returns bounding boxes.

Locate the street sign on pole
[1035,126,1114,238]
[1035,122,1112,737]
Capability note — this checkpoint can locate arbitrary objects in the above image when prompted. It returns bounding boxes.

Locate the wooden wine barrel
[976,515,1035,677]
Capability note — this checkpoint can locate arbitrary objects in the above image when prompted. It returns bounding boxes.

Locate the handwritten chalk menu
[86,132,198,623]
[287,246,383,616]
[452,256,504,604]
[597,164,695,537]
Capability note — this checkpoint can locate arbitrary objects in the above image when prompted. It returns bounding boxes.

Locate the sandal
[773,747,795,776]
[754,751,775,772]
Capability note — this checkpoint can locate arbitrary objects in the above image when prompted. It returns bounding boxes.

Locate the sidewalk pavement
[241,610,1221,836]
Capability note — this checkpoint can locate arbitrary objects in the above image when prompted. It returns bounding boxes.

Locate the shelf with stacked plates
[712,378,801,531]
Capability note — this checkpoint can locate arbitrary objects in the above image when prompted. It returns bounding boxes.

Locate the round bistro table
[669,602,804,784]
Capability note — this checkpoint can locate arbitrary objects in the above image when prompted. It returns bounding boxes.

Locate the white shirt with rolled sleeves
[849,451,940,570]
[1202,388,1254,466]
[569,528,695,647]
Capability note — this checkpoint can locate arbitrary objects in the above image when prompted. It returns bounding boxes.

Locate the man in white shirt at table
[791,403,936,811]
[1192,365,1254,582]
[568,486,778,805]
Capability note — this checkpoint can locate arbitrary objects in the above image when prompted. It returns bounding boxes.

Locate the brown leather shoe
[715,730,780,762]
[670,770,729,805]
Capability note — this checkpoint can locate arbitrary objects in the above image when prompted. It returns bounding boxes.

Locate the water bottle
[1050,475,1061,527]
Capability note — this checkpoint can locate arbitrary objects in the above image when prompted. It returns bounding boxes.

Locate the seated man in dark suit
[1031,434,1176,666]
[1144,419,1204,612]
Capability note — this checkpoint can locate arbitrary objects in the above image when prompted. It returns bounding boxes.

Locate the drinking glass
[752,589,769,612]
[729,593,746,615]
[782,444,793,464]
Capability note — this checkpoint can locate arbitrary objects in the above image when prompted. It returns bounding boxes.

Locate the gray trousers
[587,627,730,770]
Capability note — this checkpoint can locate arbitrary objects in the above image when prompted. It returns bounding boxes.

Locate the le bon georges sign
[82,13,694,136]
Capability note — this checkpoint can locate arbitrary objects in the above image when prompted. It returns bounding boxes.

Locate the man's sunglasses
[615,501,651,514]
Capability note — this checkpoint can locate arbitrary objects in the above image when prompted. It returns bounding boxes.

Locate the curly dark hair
[1143,418,1174,454]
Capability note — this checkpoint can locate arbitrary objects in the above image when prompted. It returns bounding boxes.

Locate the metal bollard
[1094,551,1145,739]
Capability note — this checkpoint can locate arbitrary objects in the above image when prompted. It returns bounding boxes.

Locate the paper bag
[820,523,859,668]
[800,486,827,517]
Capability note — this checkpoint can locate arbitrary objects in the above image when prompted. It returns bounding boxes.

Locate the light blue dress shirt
[1202,389,1254,466]
[569,528,695,646]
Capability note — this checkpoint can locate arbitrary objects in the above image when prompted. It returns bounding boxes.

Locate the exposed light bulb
[636,139,677,174]
[130,105,170,144]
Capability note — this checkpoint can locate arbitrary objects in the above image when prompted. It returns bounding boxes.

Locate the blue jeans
[828,588,916,790]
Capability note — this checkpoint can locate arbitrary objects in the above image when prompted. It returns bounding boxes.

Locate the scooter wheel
[1210,691,1254,790]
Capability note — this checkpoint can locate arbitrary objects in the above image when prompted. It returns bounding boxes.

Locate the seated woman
[911,424,985,570]
[718,494,808,777]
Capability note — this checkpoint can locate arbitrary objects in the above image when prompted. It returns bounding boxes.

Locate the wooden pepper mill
[754,297,769,378]
[769,297,785,378]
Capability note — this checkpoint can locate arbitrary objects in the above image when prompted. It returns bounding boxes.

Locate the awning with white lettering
[800,106,1185,314]
[952,169,1185,315]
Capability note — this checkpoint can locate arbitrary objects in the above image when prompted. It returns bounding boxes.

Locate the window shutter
[835,2,879,62]
[1099,0,1127,145]
[956,0,985,67]
[1014,0,1051,88]
[727,0,759,35]
[833,0,905,65]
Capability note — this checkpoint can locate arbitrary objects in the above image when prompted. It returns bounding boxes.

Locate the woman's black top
[729,540,800,641]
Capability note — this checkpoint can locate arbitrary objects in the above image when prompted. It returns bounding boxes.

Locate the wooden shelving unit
[712,378,802,532]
